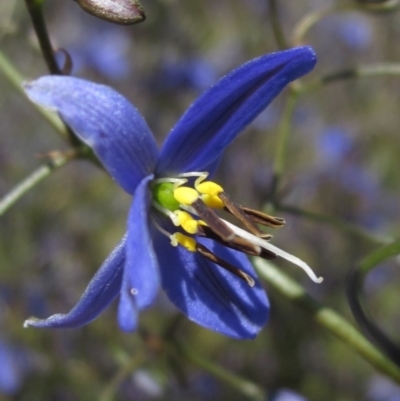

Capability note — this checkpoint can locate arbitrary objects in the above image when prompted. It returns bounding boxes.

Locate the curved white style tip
[222,220,324,284]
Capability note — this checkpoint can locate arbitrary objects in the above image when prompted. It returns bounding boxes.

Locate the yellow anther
[173,186,199,205]
[174,211,199,234]
[201,194,224,209]
[170,233,197,252]
[196,181,224,196]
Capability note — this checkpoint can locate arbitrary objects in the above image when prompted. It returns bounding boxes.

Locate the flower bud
[75,0,146,25]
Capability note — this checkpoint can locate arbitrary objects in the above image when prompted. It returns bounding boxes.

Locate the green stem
[291,4,356,46]
[24,0,61,74]
[171,340,265,401]
[359,240,400,274]
[271,88,299,200]
[304,64,400,92]
[267,0,288,49]
[99,354,147,401]
[271,62,400,196]
[254,258,400,383]
[0,49,68,137]
[347,240,400,366]
[0,151,76,217]
[23,0,82,147]
[0,0,17,40]
[277,204,392,246]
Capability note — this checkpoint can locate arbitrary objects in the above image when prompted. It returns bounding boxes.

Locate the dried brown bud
[75,0,146,25]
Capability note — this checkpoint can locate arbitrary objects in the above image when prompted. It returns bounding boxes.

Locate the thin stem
[0,0,18,40]
[23,0,82,147]
[270,62,400,195]
[347,240,400,366]
[291,4,356,47]
[267,0,288,49]
[0,150,77,217]
[277,204,392,246]
[170,340,265,401]
[99,353,147,401]
[359,240,400,274]
[0,49,68,137]
[254,258,400,383]
[271,88,299,200]
[303,64,400,93]
[24,0,61,74]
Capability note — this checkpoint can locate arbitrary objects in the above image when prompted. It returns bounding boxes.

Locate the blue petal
[24,235,127,329]
[153,231,269,339]
[156,47,316,175]
[24,76,159,195]
[118,175,160,332]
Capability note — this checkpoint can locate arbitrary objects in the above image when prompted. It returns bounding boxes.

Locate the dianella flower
[23,47,321,339]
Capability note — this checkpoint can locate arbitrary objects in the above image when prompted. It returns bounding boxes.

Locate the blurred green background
[1,0,400,400]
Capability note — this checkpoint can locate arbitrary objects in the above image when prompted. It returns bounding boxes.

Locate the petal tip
[22,80,32,90]
[303,45,318,65]
[23,318,34,328]
[22,77,58,111]
[290,45,318,73]
[23,317,42,328]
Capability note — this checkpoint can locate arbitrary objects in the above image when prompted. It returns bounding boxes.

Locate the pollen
[196,181,223,196]
[170,232,197,252]
[174,186,199,205]
[174,210,199,234]
[201,194,225,209]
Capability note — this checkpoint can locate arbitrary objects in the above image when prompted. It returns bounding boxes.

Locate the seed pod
[75,0,146,25]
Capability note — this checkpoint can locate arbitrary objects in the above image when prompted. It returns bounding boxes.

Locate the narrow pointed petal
[153,232,269,339]
[118,175,160,332]
[24,76,159,194]
[24,235,126,329]
[156,47,316,175]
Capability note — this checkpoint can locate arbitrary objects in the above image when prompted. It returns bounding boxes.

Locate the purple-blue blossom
[23,47,317,339]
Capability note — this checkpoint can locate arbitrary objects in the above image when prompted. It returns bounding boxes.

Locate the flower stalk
[24,0,61,75]
[254,258,400,383]
[0,49,68,137]
[347,240,400,366]
[271,87,300,202]
[0,150,78,217]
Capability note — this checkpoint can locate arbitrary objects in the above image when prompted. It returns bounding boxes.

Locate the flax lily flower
[23,47,319,339]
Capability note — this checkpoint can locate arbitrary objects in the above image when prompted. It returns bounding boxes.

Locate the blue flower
[23,47,317,339]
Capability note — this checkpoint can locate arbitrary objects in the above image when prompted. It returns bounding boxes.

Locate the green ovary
[152,182,180,211]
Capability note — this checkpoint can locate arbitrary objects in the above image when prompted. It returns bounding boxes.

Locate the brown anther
[196,243,255,287]
[197,225,277,260]
[197,225,257,254]
[191,199,235,242]
[240,206,285,228]
[219,191,271,238]
[259,248,277,260]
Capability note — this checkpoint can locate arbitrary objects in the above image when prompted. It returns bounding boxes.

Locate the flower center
[150,172,323,285]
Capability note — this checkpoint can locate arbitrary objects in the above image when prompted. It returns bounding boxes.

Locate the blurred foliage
[1,0,400,400]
